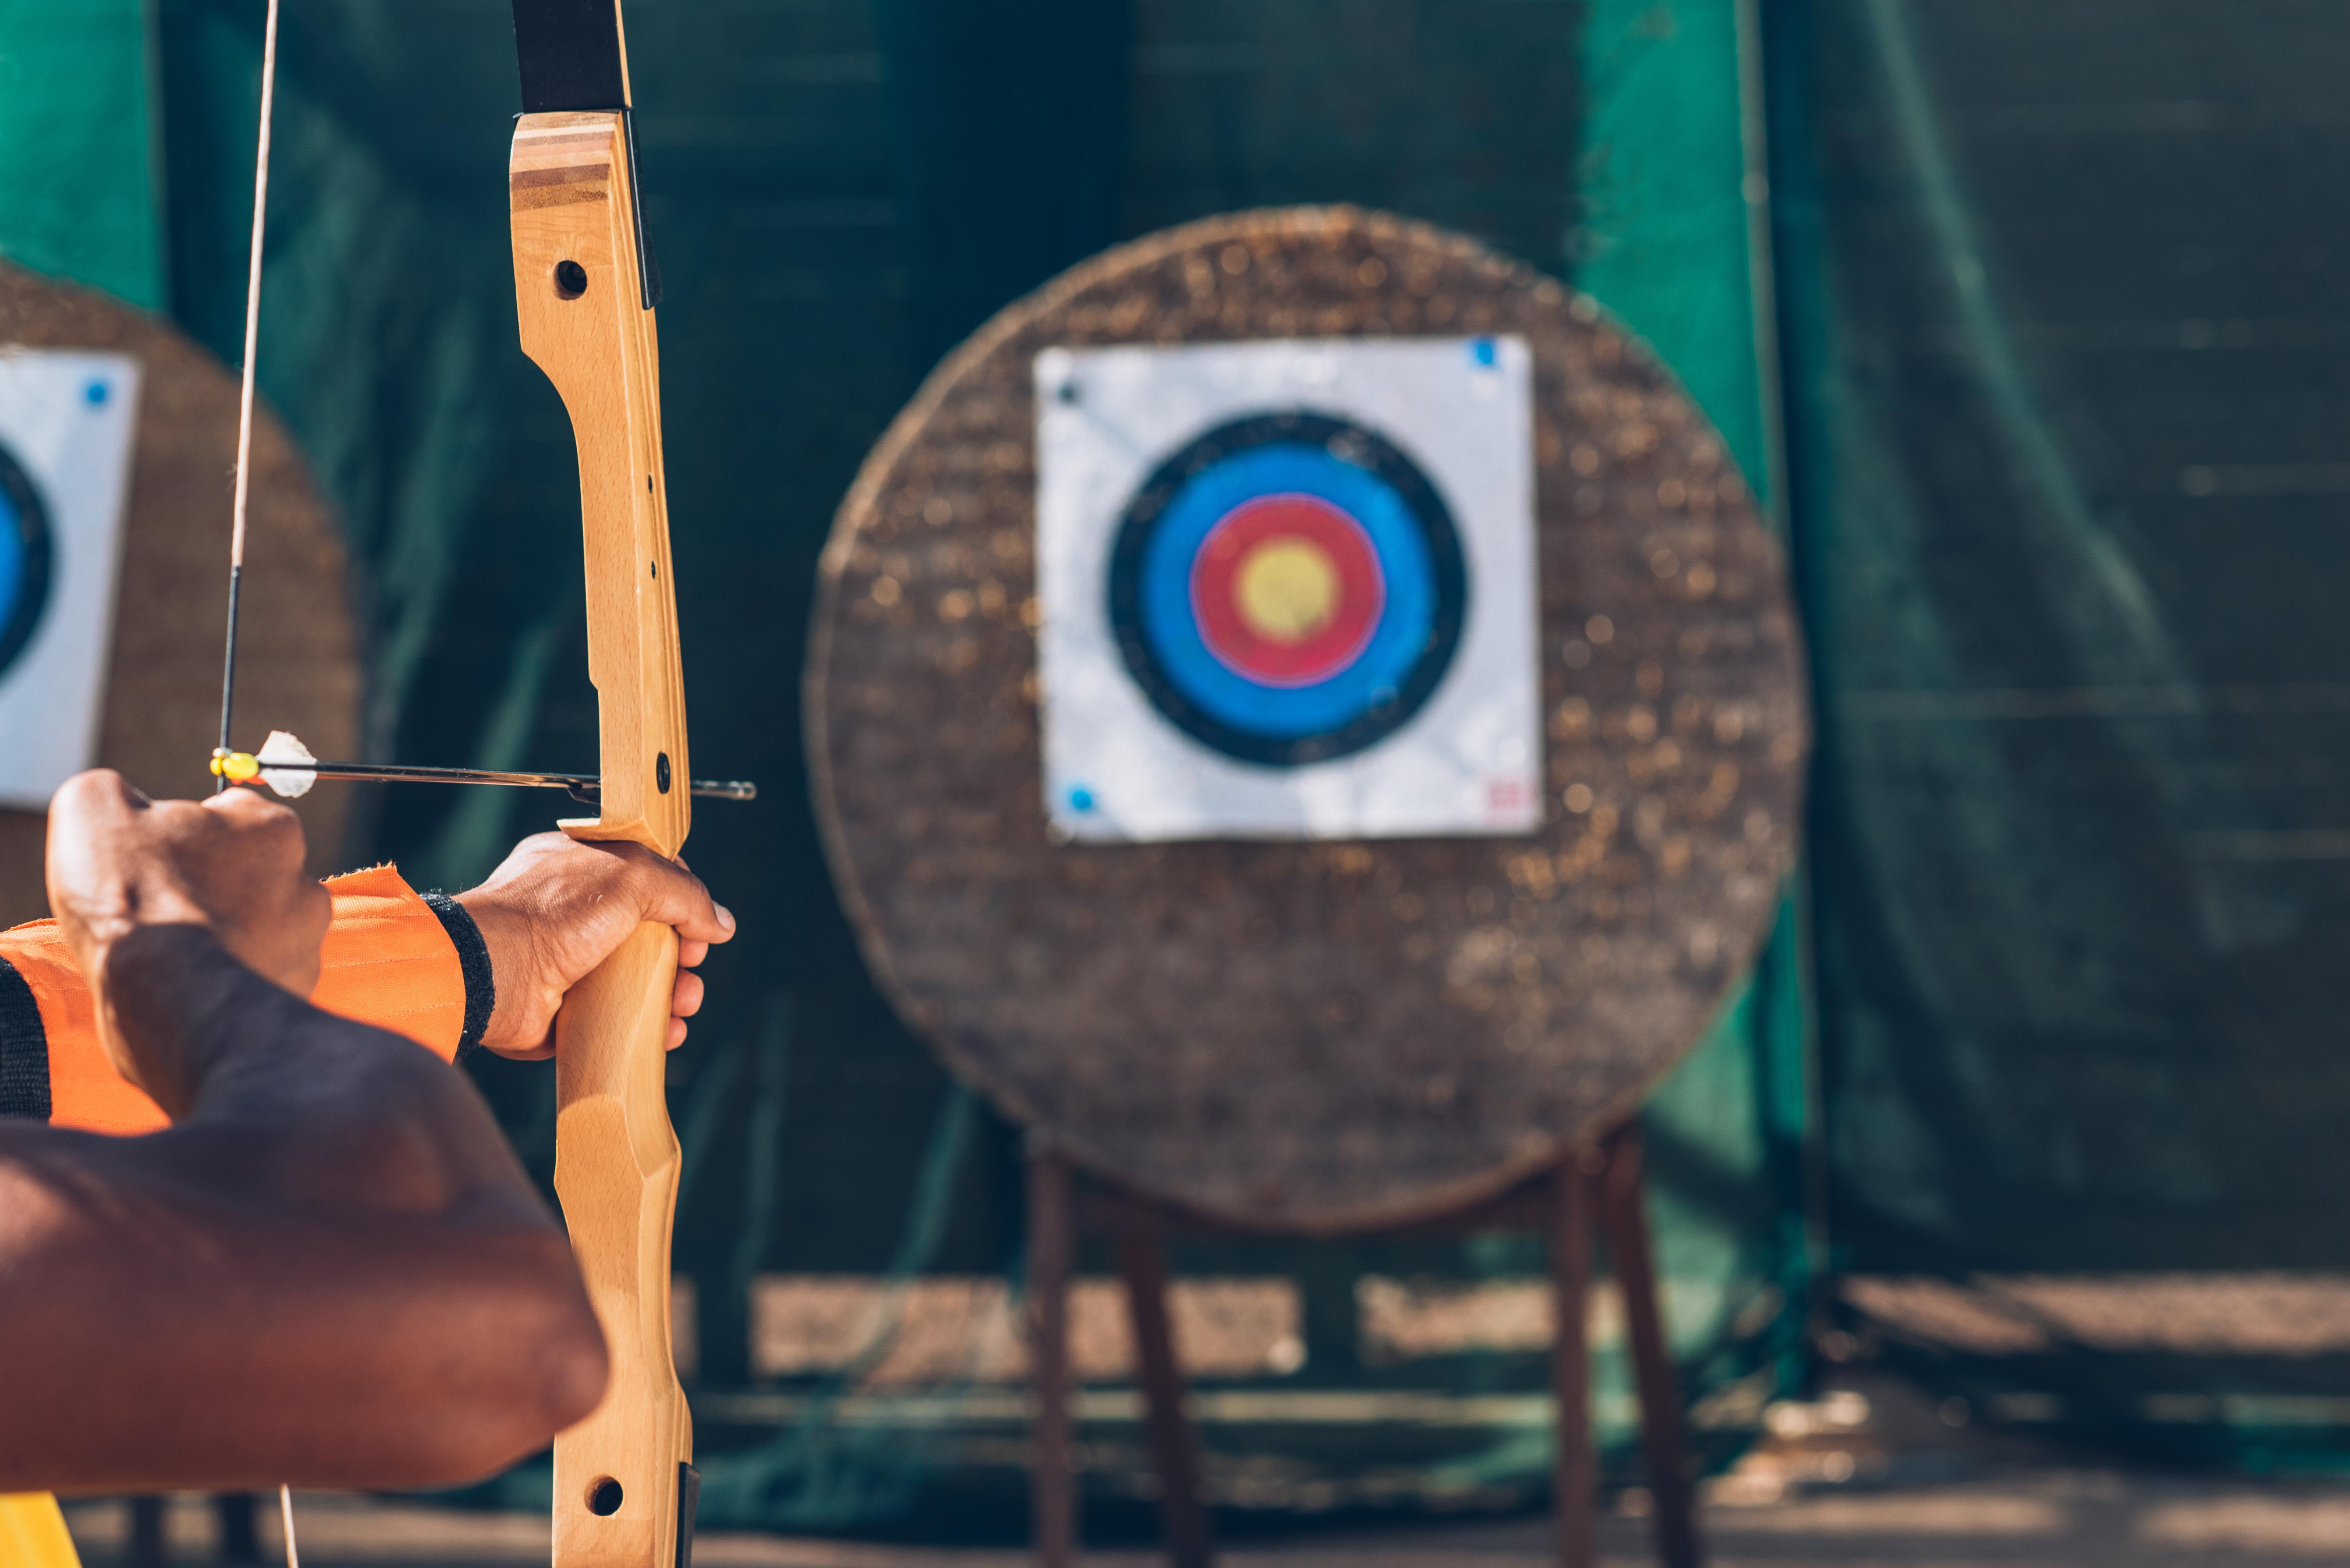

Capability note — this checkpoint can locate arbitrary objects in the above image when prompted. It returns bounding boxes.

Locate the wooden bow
[206,6,703,1560]
[507,3,697,1564]
[193,3,700,1561]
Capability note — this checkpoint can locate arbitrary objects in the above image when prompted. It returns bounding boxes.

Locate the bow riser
[510,107,696,1568]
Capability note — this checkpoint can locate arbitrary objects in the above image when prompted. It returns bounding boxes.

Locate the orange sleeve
[1,865,469,1135]
[307,865,471,1059]
[0,923,144,1135]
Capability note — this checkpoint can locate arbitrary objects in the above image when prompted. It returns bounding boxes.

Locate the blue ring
[0,439,51,683]
[1137,445,1434,738]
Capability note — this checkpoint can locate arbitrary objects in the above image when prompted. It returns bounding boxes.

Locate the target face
[1109,412,1467,767]
[1037,337,1540,843]
[0,349,141,809]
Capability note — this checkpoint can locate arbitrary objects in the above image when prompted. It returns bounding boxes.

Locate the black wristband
[421,892,496,1057]
[0,954,50,1121]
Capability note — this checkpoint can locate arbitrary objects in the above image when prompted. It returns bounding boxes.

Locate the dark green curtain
[875,0,1131,366]
[1774,0,2350,1462]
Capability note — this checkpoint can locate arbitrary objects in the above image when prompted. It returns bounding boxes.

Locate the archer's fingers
[200,781,311,871]
[203,782,290,822]
[50,768,146,824]
[678,938,709,970]
[494,1034,557,1063]
[663,967,706,1052]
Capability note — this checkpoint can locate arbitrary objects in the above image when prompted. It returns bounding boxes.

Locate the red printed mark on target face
[1487,778,1531,812]
[1190,494,1386,687]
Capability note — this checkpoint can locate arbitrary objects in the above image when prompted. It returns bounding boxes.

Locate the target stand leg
[1550,1149,1600,1568]
[214,1493,261,1563]
[1028,1146,1076,1568]
[126,1497,166,1567]
[1599,1124,1704,1568]
[1113,1195,1214,1568]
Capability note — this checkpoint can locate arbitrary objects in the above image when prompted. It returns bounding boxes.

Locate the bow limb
[508,31,696,1568]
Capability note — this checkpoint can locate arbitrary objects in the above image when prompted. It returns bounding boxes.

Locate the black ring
[1105,410,1468,768]
[0,439,54,683]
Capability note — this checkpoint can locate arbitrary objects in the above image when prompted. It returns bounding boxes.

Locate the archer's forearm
[0,1131,603,1493]
[0,931,605,1492]
[109,927,546,1220]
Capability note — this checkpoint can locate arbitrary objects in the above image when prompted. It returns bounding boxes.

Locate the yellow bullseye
[1233,537,1339,644]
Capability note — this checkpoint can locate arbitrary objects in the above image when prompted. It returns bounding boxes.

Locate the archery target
[1037,337,1539,842]
[0,349,140,810]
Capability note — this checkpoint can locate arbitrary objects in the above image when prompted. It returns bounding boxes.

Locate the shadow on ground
[60,1370,2350,1565]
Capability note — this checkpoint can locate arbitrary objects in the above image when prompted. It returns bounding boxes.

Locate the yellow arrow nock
[210,748,261,784]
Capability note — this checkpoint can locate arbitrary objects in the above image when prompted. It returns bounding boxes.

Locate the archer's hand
[46,770,331,1003]
[455,832,734,1059]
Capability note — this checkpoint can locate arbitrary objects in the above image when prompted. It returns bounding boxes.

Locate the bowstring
[218,0,281,793]
[224,7,302,1567]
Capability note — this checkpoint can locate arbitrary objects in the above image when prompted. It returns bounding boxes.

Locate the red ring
[1189,494,1385,687]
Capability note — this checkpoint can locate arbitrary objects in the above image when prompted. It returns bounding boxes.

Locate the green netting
[0,0,1811,1535]
[1574,0,1813,1433]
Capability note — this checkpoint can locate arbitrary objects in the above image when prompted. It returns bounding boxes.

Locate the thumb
[630,850,735,946]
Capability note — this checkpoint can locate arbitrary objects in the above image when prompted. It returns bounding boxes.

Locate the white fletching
[254,729,318,798]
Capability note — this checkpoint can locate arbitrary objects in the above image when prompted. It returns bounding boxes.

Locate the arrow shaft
[246,758,754,801]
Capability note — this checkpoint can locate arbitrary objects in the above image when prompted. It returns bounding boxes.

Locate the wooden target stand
[1024,1123,1702,1568]
[807,209,1808,1568]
